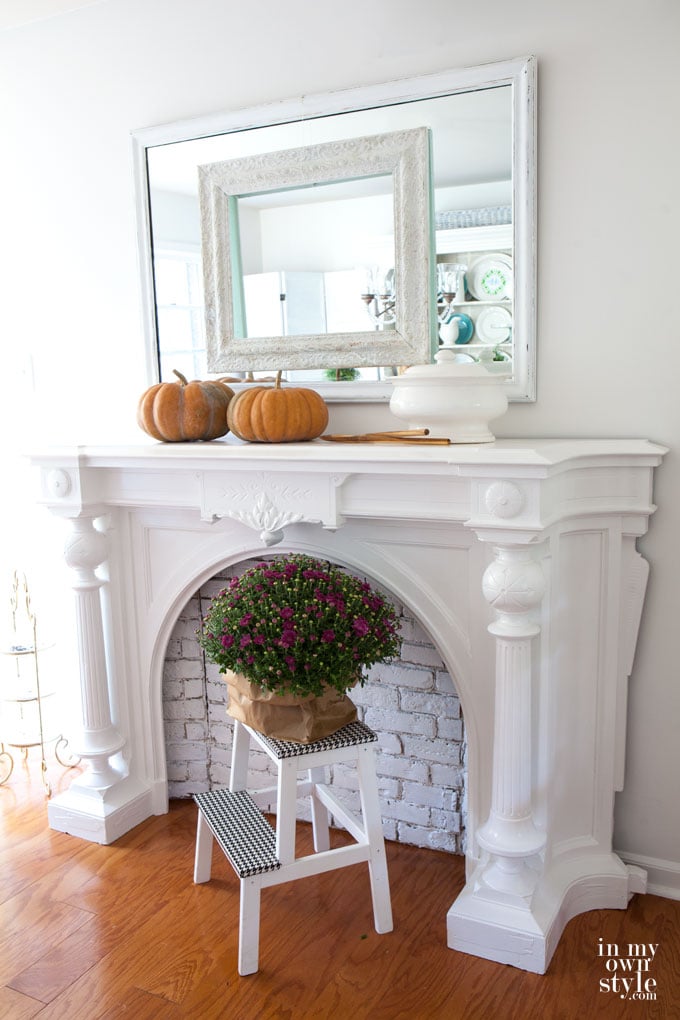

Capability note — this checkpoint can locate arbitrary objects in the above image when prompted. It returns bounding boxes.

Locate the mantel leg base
[47,777,154,844]
[447,854,646,974]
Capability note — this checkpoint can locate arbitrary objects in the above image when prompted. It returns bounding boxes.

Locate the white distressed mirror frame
[132,55,536,402]
[198,128,433,372]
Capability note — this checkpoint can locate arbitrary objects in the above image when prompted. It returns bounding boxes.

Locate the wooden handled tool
[320,429,451,445]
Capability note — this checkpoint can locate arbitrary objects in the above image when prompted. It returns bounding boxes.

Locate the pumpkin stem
[275,370,283,389]
[172,369,189,386]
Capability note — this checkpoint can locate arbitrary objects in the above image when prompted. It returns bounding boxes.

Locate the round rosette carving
[484,481,523,520]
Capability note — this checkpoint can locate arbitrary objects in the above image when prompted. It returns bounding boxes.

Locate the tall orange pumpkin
[227,371,328,443]
[137,370,234,442]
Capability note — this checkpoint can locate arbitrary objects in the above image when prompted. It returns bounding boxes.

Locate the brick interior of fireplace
[163,561,466,855]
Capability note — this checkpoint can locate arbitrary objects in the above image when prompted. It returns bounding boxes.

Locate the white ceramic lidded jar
[390,348,509,443]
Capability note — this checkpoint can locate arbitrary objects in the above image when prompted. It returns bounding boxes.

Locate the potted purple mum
[199,553,401,742]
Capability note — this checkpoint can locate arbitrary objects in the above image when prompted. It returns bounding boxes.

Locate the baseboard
[616,850,680,901]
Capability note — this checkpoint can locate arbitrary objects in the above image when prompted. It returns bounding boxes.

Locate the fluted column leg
[476,545,546,897]
[63,516,125,791]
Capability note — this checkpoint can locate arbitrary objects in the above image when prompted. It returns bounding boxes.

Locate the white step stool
[193,718,393,975]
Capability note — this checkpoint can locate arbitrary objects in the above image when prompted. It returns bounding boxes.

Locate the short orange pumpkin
[227,371,329,443]
[137,370,234,442]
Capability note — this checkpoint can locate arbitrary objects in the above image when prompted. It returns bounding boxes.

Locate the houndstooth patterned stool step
[193,719,393,976]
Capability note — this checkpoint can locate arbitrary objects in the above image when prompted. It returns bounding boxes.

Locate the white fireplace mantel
[30,436,666,973]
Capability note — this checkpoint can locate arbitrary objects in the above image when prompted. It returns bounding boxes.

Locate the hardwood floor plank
[0,886,94,985]
[2,757,679,1020]
[96,986,184,1019]
[0,986,43,1020]
[7,912,119,1004]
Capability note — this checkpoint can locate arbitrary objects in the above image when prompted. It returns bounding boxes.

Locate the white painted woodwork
[29,436,665,972]
[200,719,392,974]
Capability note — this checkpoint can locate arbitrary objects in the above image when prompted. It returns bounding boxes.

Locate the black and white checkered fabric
[194,789,281,878]
[253,720,377,760]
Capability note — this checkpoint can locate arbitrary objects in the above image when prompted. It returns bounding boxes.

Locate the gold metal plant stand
[0,571,80,797]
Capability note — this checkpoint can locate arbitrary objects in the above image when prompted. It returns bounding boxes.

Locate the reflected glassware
[360,266,396,328]
[437,263,467,322]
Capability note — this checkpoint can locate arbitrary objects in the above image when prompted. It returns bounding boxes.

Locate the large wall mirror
[132,55,536,401]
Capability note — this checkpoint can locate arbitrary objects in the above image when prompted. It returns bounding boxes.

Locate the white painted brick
[377,731,402,754]
[182,678,204,700]
[166,741,207,763]
[209,764,230,786]
[208,702,228,723]
[396,822,439,851]
[428,830,461,853]
[209,745,231,765]
[382,820,398,842]
[164,659,205,680]
[166,762,188,781]
[431,808,461,833]
[164,638,182,660]
[442,790,459,813]
[200,579,227,598]
[185,722,208,741]
[180,640,202,661]
[378,777,400,799]
[434,670,459,699]
[328,764,359,791]
[205,662,224,683]
[163,721,187,741]
[430,764,464,789]
[364,708,436,738]
[437,717,464,741]
[164,700,206,722]
[403,781,445,809]
[402,735,461,766]
[400,690,461,718]
[383,799,430,826]
[375,753,429,783]
[400,642,444,669]
[162,680,184,701]
[187,762,209,782]
[172,618,201,640]
[350,685,400,711]
[328,787,362,816]
[368,662,434,690]
[397,616,435,645]
[209,721,231,742]
[169,781,209,798]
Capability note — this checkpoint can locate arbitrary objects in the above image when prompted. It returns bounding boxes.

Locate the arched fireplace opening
[162,558,467,856]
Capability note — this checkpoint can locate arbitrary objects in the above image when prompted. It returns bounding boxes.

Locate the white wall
[0,0,678,890]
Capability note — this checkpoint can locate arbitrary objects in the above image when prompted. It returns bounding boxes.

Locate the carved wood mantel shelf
[30,437,666,973]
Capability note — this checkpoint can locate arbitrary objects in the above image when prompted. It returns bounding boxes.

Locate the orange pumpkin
[137,370,234,442]
[227,371,329,443]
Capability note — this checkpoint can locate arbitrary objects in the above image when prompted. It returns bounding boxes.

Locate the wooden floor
[1,752,678,1020]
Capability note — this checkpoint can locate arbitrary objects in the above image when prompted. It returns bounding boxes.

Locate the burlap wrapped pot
[223,669,358,744]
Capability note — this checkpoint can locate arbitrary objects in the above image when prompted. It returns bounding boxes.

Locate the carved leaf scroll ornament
[226,491,304,547]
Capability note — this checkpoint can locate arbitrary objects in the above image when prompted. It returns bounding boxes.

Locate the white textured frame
[198,128,432,372]
[131,55,536,400]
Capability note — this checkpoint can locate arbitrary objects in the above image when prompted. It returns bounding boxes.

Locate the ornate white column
[476,543,546,897]
[61,515,125,791]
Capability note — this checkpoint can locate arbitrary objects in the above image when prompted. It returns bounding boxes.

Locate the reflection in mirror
[134,56,535,400]
[235,176,394,339]
[198,128,432,372]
